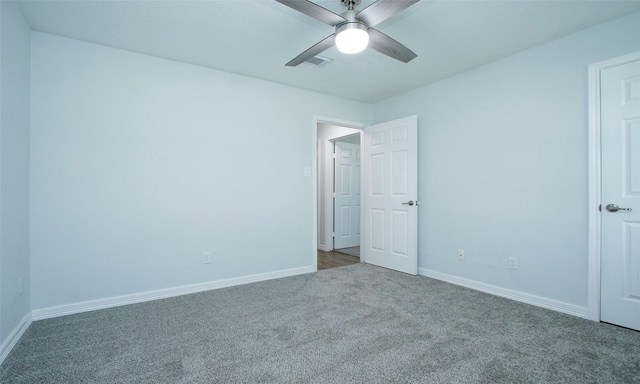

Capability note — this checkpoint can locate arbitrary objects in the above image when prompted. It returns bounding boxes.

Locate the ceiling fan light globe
[336,27,369,54]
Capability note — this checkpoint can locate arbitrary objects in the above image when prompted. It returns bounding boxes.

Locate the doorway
[313,115,419,274]
[316,120,363,270]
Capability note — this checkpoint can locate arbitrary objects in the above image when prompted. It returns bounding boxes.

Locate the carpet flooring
[1,264,639,383]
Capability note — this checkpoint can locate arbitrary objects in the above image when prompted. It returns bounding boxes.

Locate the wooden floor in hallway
[317,250,360,270]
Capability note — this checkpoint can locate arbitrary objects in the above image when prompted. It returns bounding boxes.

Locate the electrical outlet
[457,249,465,261]
[203,252,212,264]
[509,257,518,270]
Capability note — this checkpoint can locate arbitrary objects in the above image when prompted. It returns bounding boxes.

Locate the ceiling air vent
[306,55,333,66]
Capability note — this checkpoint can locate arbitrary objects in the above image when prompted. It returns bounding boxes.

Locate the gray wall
[0,1,31,349]
[372,12,640,309]
[29,33,372,311]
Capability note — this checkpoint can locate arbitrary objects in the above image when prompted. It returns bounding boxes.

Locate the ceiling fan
[275,0,420,66]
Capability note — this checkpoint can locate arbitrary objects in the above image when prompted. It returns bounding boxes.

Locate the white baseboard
[318,245,332,252]
[419,268,589,319]
[32,265,315,321]
[0,312,32,366]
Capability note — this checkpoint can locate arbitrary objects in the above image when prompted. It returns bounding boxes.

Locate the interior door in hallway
[600,58,640,331]
[362,116,418,275]
[333,141,361,249]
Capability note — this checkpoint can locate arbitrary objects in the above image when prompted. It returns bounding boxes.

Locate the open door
[600,58,640,331]
[362,116,418,275]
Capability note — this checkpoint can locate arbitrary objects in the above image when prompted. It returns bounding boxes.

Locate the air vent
[306,55,333,66]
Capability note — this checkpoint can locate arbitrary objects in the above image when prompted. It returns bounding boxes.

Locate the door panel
[392,210,408,255]
[363,116,418,275]
[601,59,640,331]
[334,141,361,249]
[371,209,385,251]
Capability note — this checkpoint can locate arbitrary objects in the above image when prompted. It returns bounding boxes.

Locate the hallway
[317,250,360,270]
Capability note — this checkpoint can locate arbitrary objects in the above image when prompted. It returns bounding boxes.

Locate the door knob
[402,200,414,206]
[606,204,632,212]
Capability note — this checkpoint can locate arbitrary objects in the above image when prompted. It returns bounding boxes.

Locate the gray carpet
[334,246,360,257]
[1,263,639,383]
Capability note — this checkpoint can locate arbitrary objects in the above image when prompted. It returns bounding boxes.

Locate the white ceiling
[18,0,640,103]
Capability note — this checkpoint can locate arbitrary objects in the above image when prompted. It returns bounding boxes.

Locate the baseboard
[32,265,315,321]
[0,312,32,366]
[419,268,589,319]
[318,245,332,252]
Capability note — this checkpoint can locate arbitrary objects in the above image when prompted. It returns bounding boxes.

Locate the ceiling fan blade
[286,34,336,67]
[367,28,417,63]
[275,0,346,26]
[356,0,420,27]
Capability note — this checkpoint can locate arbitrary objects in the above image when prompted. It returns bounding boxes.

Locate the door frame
[587,50,640,322]
[313,116,366,269]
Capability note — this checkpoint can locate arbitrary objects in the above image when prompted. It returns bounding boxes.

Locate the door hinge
[598,204,601,212]
[332,153,337,159]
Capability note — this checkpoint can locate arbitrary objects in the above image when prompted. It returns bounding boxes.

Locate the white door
[600,58,640,331]
[362,116,418,275]
[334,141,361,249]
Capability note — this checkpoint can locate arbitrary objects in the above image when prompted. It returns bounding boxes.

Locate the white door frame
[312,116,366,270]
[587,50,640,322]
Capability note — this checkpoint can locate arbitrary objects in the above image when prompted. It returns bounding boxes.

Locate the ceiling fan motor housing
[339,8,362,23]
[335,20,368,35]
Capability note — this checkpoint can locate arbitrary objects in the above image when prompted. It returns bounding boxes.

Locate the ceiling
[18,0,640,103]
